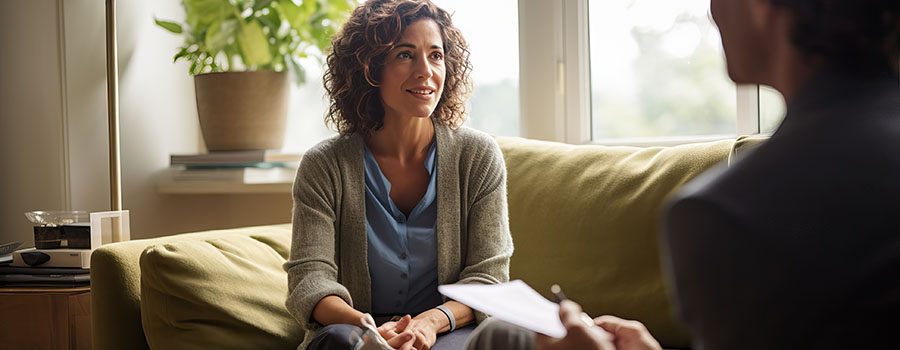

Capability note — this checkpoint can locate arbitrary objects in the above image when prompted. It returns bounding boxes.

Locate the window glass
[759,85,786,133]
[589,0,736,140]
[283,59,333,153]
[438,0,521,137]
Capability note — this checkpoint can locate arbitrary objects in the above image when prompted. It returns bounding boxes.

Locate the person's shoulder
[667,136,803,223]
[304,133,357,160]
[444,125,494,145]
[443,124,498,149]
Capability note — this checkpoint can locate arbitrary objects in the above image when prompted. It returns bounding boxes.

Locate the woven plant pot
[194,71,288,151]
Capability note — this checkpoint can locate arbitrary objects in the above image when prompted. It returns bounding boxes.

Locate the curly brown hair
[323,0,473,137]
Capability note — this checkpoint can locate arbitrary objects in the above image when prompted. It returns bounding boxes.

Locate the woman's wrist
[414,309,447,334]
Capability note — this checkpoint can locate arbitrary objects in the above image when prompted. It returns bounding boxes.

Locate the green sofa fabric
[499,137,738,348]
[140,233,301,349]
[91,224,293,350]
[91,136,766,350]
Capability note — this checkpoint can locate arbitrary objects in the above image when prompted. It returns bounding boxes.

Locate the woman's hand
[363,314,417,350]
[536,300,616,350]
[377,315,438,350]
[594,315,662,350]
[376,316,405,343]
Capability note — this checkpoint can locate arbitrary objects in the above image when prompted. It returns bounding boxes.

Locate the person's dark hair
[771,0,900,75]
[324,0,472,137]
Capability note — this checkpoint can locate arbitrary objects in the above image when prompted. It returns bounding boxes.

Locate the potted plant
[155,0,354,151]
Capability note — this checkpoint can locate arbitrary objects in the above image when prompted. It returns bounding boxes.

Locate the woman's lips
[406,88,435,100]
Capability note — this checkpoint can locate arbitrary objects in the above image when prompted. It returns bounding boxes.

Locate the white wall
[1,0,69,246]
[1,0,291,245]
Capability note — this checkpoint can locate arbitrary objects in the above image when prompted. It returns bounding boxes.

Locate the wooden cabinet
[0,286,91,350]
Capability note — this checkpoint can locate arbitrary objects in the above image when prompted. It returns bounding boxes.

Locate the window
[283,59,332,153]
[515,0,787,145]
[759,86,786,133]
[439,0,521,137]
[588,0,736,140]
[284,0,521,153]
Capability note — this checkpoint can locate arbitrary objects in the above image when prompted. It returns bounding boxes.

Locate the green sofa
[91,135,764,350]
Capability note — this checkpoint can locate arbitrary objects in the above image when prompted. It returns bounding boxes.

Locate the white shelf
[156,181,291,194]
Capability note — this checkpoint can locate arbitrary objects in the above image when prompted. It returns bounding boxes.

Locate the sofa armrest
[90,223,292,350]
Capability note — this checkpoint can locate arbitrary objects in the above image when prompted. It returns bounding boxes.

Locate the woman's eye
[397,52,412,59]
[430,52,444,60]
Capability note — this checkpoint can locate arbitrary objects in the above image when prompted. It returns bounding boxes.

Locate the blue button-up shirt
[364,141,442,316]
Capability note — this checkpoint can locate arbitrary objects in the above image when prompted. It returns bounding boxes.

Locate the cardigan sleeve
[283,146,353,332]
[458,137,514,322]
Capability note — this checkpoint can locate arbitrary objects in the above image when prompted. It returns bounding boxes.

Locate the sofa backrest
[90,136,766,350]
[496,135,765,348]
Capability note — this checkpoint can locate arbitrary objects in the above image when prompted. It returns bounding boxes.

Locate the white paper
[438,280,566,338]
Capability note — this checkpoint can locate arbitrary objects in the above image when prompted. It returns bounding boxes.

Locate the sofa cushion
[140,232,300,350]
[497,136,752,349]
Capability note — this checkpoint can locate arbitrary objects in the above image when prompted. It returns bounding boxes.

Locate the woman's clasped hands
[376,315,438,350]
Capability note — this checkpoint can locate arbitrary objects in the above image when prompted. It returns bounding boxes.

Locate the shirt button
[400,273,408,279]
[399,253,408,260]
[397,216,405,223]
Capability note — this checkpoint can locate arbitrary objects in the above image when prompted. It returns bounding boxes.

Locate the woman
[284,1,513,349]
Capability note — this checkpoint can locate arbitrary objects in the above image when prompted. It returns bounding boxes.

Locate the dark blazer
[662,71,900,349]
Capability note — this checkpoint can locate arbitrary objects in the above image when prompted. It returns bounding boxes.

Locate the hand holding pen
[544,284,663,350]
[535,284,615,350]
[551,284,605,332]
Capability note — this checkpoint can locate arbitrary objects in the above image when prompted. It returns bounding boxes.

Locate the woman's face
[379,19,446,121]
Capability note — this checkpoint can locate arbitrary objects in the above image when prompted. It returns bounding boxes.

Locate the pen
[551,284,601,330]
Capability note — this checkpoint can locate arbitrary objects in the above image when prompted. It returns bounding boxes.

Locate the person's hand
[400,314,439,350]
[536,300,616,350]
[365,315,416,350]
[377,315,437,350]
[376,316,404,342]
[594,315,662,350]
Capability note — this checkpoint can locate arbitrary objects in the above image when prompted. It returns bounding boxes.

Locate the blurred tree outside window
[438,0,521,137]
[589,0,785,140]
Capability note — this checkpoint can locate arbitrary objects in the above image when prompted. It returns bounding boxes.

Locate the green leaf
[324,0,353,18]
[154,18,183,34]
[288,56,306,85]
[237,20,273,66]
[302,0,318,19]
[205,19,239,52]
[257,6,282,35]
[224,44,240,70]
[253,0,275,10]
[184,0,233,29]
[278,0,314,30]
[173,47,189,62]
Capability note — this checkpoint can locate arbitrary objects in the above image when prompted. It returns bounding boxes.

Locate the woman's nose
[414,57,433,80]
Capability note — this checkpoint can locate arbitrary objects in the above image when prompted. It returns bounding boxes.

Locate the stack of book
[166,150,302,184]
[0,241,90,287]
[0,266,90,287]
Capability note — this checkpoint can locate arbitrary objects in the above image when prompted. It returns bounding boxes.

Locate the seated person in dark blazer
[662,0,900,348]
[466,0,900,349]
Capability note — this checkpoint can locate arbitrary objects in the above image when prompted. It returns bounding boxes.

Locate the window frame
[518,0,764,146]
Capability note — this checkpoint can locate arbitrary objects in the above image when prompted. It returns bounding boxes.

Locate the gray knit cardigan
[284,122,514,348]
